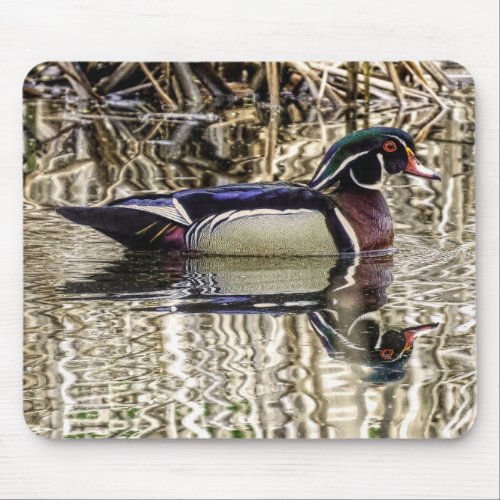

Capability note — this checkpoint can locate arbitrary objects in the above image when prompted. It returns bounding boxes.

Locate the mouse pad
[23,61,476,438]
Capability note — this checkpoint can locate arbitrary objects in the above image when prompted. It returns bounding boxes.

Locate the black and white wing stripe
[113,198,192,226]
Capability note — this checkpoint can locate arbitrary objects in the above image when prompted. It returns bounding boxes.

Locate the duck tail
[56,206,186,251]
[56,206,101,227]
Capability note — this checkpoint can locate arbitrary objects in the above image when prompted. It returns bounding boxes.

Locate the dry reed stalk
[265,62,280,108]
[362,62,371,103]
[249,63,265,91]
[172,63,202,103]
[420,61,454,90]
[57,62,101,100]
[288,61,344,106]
[190,63,233,96]
[108,82,154,97]
[100,63,138,94]
[414,106,447,143]
[385,62,405,105]
[263,109,279,181]
[403,61,446,108]
[263,62,281,180]
[139,62,177,108]
[346,62,359,106]
[318,69,328,102]
[170,74,184,107]
[314,62,435,101]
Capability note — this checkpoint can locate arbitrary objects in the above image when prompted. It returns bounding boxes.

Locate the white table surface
[0,0,498,498]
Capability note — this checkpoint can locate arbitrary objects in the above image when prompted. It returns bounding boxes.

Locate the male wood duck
[57,127,440,256]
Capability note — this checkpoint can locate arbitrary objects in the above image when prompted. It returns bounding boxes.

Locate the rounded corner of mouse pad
[23,61,476,440]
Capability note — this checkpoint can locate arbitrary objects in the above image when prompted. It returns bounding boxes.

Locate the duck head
[309,127,440,191]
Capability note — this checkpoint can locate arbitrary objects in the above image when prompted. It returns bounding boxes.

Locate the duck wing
[110,182,329,220]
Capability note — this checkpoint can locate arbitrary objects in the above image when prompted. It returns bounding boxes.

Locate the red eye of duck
[379,348,394,360]
[383,140,397,153]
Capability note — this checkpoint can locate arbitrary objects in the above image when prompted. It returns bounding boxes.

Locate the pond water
[24,91,476,438]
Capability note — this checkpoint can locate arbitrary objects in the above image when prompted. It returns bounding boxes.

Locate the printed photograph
[23,61,475,438]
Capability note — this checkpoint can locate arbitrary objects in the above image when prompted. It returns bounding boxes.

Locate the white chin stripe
[377,152,389,175]
[349,166,383,190]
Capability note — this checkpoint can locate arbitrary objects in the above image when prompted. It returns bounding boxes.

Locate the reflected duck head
[308,127,440,192]
[369,322,440,364]
[309,309,439,382]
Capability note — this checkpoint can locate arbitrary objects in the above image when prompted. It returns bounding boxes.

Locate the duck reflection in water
[63,253,438,383]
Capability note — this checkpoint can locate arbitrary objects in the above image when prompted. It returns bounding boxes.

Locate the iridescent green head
[309,127,440,191]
